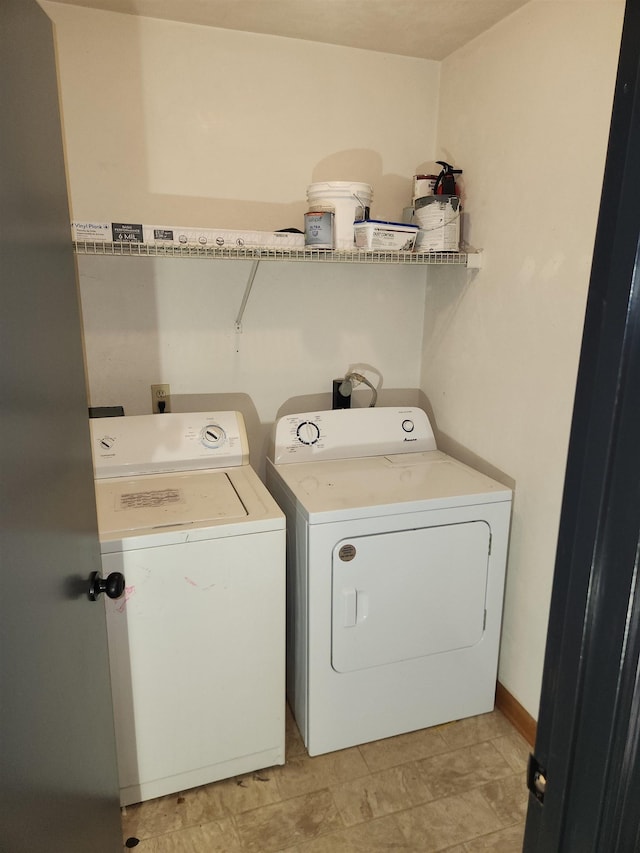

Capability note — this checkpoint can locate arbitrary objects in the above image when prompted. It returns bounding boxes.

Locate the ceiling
[49,0,532,60]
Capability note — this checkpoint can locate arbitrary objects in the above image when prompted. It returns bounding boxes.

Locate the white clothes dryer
[90,411,285,805]
[266,407,512,756]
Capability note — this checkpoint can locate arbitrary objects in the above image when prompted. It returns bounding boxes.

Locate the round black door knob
[88,571,125,601]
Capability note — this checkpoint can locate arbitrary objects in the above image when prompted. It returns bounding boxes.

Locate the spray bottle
[434,161,463,196]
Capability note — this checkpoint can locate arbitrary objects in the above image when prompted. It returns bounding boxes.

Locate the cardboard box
[72,220,306,249]
[143,225,305,249]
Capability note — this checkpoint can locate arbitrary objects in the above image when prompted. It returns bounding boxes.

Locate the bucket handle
[353,192,370,221]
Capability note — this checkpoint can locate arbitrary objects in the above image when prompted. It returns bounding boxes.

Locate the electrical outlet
[151,384,171,414]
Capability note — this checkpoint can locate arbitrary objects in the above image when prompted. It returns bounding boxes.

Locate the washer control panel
[272,407,437,464]
[91,411,249,478]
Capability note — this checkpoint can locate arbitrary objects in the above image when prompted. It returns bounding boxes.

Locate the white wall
[44,0,626,718]
[426,0,624,716]
[44,2,440,229]
[43,2,440,473]
[76,253,428,474]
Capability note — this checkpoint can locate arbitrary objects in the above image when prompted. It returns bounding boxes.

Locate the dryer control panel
[91,411,249,478]
[271,407,437,464]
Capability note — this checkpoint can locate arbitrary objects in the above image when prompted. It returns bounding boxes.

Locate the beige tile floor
[121,705,531,852]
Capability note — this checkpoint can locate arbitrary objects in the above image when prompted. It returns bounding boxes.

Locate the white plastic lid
[354,219,419,229]
[307,181,373,198]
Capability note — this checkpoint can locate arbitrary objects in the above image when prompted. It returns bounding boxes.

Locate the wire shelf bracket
[234,260,260,333]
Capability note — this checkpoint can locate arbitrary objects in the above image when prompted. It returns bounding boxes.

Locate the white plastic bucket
[306,181,373,250]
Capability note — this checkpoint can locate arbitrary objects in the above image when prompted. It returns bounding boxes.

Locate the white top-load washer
[90,411,285,806]
[266,406,512,756]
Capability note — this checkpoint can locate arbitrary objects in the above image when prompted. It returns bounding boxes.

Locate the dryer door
[331,521,490,673]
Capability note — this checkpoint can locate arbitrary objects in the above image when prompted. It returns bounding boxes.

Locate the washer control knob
[296,421,321,446]
[402,419,415,433]
[201,424,226,449]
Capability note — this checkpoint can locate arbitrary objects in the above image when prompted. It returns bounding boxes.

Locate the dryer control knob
[201,424,226,449]
[402,419,415,433]
[296,421,321,445]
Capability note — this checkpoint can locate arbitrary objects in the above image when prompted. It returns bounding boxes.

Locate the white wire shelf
[72,240,481,267]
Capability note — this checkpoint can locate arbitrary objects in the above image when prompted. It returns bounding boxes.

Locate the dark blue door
[524,2,640,850]
[0,2,122,850]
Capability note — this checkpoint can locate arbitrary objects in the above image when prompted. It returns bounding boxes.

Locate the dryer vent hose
[339,373,377,407]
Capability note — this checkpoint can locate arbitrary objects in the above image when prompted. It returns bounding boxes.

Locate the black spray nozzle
[435,161,462,195]
[436,161,463,174]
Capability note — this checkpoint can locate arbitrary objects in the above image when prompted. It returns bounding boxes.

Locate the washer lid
[269,450,511,522]
[95,466,284,550]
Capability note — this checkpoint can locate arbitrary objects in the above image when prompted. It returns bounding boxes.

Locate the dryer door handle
[343,589,357,627]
